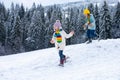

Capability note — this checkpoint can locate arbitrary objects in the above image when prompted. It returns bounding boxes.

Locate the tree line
[0,1,120,55]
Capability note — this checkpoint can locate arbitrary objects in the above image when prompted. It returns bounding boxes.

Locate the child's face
[84,14,87,17]
[54,26,59,30]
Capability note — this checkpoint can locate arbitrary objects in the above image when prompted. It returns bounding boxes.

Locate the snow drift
[0,39,120,80]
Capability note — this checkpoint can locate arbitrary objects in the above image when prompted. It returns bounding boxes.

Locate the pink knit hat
[53,20,62,30]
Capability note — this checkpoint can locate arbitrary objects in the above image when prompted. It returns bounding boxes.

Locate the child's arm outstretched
[63,30,74,38]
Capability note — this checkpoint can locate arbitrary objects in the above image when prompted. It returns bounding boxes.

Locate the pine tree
[112,2,120,38]
[29,3,36,21]
[5,3,15,54]
[69,7,80,44]
[23,3,37,51]
[44,6,53,48]
[94,4,100,36]
[11,14,21,53]
[4,9,13,55]
[0,3,6,55]
[46,6,53,21]
[6,3,22,54]
[26,5,45,51]
[99,1,112,39]
[0,3,6,45]
[18,4,26,52]
[18,4,25,19]
[21,10,31,52]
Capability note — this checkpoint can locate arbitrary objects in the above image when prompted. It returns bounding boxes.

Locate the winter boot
[59,59,64,67]
[86,38,92,44]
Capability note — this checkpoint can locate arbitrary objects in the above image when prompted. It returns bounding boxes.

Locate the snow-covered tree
[112,2,120,38]
[94,4,100,36]
[21,10,31,52]
[99,1,112,39]
[26,5,45,51]
[69,7,80,44]
[18,4,25,19]
[5,3,22,54]
[10,14,21,53]
[18,5,26,52]
[0,3,6,45]
[0,3,6,55]
[4,9,13,55]
[29,3,36,21]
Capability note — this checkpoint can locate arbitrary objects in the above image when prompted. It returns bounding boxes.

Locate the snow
[0,39,120,80]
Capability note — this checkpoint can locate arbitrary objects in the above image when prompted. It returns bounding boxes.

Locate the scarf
[54,30,62,43]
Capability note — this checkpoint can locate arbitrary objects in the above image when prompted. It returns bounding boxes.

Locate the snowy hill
[0,39,120,80]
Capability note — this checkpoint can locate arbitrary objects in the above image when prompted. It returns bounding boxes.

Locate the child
[83,9,96,44]
[50,20,74,67]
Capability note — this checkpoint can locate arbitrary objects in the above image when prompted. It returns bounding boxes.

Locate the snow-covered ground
[0,39,120,80]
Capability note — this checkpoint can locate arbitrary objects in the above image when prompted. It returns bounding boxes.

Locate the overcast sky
[0,0,83,8]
